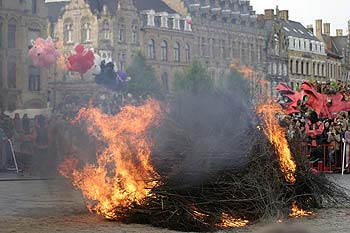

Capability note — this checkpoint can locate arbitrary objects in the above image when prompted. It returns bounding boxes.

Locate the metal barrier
[298,140,346,173]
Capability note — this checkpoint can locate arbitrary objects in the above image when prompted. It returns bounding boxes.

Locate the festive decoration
[83,54,102,80]
[95,61,129,90]
[277,81,350,118]
[28,37,60,69]
[66,44,95,75]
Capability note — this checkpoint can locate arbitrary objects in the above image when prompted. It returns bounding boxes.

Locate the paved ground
[0,173,349,233]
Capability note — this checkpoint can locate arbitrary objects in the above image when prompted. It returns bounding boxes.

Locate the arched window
[64,19,73,43]
[118,18,125,42]
[131,20,138,44]
[290,60,293,74]
[295,60,299,74]
[148,39,155,59]
[161,40,168,61]
[173,42,180,62]
[7,62,16,88]
[301,61,304,75]
[317,63,320,76]
[102,20,110,40]
[81,20,91,42]
[28,66,40,91]
[185,43,190,63]
[8,19,17,48]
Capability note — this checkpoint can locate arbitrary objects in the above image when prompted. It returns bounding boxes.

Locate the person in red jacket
[306,111,324,147]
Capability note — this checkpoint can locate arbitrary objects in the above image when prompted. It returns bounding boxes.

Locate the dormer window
[160,12,168,28]
[147,11,155,27]
[184,16,192,31]
[173,14,180,30]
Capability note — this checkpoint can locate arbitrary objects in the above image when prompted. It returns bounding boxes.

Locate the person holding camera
[327,124,342,168]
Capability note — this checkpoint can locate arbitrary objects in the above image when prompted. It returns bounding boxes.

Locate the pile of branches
[121,93,349,232]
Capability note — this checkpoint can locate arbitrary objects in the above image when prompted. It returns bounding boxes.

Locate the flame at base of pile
[289,202,314,218]
[59,99,162,219]
[217,213,249,228]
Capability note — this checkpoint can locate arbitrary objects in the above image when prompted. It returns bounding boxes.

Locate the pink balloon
[29,37,60,69]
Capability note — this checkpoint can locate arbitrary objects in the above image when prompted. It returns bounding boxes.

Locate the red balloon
[66,44,95,75]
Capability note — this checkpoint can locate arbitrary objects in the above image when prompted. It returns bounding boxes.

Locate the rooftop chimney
[279,10,289,21]
[307,24,314,34]
[324,23,331,36]
[315,19,323,40]
[264,9,274,20]
[336,29,343,37]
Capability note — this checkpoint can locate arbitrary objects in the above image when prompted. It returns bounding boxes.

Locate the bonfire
[59,90,349,232]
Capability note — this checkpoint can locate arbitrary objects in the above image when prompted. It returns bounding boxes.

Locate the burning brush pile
[59,83,349,232]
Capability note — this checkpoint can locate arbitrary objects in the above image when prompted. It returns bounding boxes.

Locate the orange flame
[217,213,249,228]
[59,99,162,219]
[256,102,296,184]
[289,202,313,218]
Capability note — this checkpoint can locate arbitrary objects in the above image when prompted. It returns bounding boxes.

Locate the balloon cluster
[28,37,60,69]
[28,38,130,89]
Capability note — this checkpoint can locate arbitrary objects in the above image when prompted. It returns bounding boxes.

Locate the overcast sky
[250,0,349,36]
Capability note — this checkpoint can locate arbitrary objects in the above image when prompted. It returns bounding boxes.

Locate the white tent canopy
[4,108,51,119]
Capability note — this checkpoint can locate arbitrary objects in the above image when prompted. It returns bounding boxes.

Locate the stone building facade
[261,9,329,90]
[261,8,289,96]
[311,19,349,82]
[47,0,194,106]
[0,0,49,111]
[184,0,267,80]
[139,9,194,91]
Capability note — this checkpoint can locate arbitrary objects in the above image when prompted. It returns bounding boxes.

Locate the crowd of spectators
[0,90,135,173]
[283,110,350,170]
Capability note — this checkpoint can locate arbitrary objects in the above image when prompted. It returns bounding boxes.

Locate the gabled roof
[133,0,177,13]
[321,34,342,58]
[332,36,348,53]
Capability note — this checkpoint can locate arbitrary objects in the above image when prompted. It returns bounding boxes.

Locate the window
[273,63,277,75]
[32,0,37,14]
[131,22,137,44]
[296,60,299,74]
[81,21,91,42]
[161,40,168,61]
[7,62,16,88]
[301,61,304,74]
[147,12,155,26]
[185,43,190,63]
[28,27,40,47]
[8,20,16,48]
[148,39,155,59]
[160,14,168,28]
[64,20,73,43]
[102,20,110,40]
[173,42,180,62]
[118,23,125,42]
[131,31,137,44]
[173,16,180,30]
[28,66,40,91]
